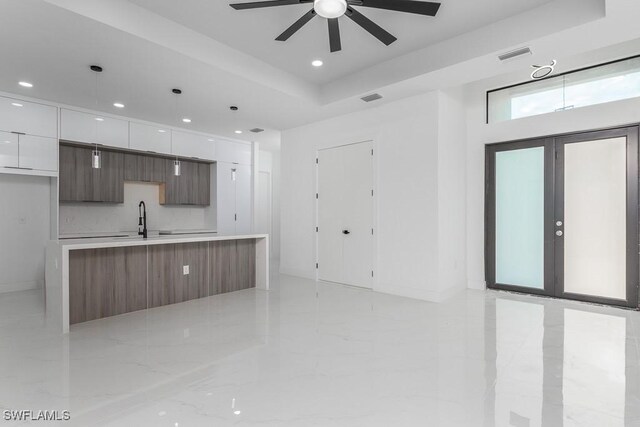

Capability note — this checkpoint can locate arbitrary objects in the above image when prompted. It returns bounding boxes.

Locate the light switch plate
[183,265,190,275]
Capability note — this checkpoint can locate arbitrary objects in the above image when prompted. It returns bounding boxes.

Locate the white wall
[0,174,51,292]
[59,182,211,235]
[437,88,468,298]
[464,81,640,290]
[281,91,467,302]
[258,150,281,260]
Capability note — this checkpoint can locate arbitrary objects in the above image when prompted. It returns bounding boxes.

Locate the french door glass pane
[495,147,544,288]
[563,137,626,299]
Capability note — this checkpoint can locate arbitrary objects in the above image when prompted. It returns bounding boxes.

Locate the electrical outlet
[183,265,190,275]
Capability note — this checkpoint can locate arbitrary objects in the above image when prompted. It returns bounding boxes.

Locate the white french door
[317,141,374,289]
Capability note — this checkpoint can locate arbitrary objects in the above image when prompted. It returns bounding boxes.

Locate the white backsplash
[59,182,211,235]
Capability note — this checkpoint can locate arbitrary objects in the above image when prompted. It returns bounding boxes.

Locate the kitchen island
[45,233,269,333]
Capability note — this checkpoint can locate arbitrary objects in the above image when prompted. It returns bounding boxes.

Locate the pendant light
[92,144,102,169]
[91,65,103,169]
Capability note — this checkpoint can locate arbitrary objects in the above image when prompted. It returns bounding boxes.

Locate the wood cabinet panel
[124,153,165,183]
[162,158,180,205]
[198,162,211,206]
[99,150,124,202]
[59,144,93,202]
[148,242,209,308]
[69,246,147,324]
[59,144,124,203]
[209,239,256,295]
[161,158,210,206]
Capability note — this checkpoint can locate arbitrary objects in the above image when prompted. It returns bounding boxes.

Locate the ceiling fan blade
[230,0,303,10]
[276,9,316,41]
[328,18,342,52]
[345,7,396,46]
[348,0,441,16]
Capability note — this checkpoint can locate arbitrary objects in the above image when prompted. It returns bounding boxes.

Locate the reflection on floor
[0,272,639,426]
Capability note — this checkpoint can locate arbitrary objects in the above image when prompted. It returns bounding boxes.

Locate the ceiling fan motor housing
[314,0,347,18]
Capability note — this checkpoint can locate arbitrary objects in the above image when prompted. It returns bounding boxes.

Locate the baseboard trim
[279,266,315,280]
[374,282,466,303]
[467,279,486,290]
[0,280,43,293]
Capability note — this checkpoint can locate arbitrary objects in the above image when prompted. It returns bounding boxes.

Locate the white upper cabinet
[0,131,19,168]
[19,135,57,171]
[171,130,215,160]
[216,139,252,165]
[129,122,171,154]
[61,109,129,149]
[0,97,57,138]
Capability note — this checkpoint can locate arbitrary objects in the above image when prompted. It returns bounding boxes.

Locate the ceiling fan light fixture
[314,0,347,19]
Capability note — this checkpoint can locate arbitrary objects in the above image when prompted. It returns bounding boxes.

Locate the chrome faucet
[138,201,148,239]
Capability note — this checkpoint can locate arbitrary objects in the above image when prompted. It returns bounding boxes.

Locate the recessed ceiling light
[311,60,323,67]
[234,130,242,134]
[158,129,167,133]
[113,102,125,108]
[11,103,23,107]
[182,118,192,123]
[19,81,33,88]
[95,117,104,121]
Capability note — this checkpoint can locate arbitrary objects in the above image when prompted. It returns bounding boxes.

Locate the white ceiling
[0,0,637,151]
[127,0,553,85]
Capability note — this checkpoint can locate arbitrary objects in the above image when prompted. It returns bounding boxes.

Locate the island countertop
[52,233,267,250]
[46,233,269,333]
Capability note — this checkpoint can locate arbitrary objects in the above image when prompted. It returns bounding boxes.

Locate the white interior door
[317,141,373,288]
[256,171,272,252]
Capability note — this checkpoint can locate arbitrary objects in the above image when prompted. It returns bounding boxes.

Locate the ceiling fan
[229,0,441,53]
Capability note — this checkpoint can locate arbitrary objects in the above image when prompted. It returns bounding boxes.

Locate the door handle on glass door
[342,230,350,235]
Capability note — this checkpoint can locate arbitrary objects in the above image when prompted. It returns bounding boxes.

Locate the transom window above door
[487,55,640,123]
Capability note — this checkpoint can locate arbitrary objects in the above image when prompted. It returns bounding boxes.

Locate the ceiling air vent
[361,93,383,103]
[250,128,265,133]
[498,47,532,61]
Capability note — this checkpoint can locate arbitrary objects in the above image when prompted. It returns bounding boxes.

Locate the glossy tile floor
[1,272,640,426]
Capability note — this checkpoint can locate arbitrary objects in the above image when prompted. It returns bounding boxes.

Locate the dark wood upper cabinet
[124,153,165,183]
[59,144,124,203]
[198,163,211,206]
[60,143,210,206]
[161,158,210,206]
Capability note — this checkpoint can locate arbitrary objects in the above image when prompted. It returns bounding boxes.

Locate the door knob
[342,230,350,235]
[556,230,563,236]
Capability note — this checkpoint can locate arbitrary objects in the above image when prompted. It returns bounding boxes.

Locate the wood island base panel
[46,234,269,333]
